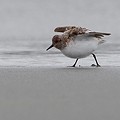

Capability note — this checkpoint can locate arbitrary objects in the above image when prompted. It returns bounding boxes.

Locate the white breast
[61,36,100,59]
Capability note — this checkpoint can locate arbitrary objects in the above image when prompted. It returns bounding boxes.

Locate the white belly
[61,38,99,59]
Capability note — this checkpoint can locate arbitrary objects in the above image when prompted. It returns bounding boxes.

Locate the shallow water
[0,37,119,67]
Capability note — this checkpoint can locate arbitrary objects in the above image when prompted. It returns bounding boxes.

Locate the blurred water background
[0,0,120,67]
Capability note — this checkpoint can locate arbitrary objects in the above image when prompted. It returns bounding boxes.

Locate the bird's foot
[67,65,76,67]
[97,64,101,67]
[91,64,101,67]
[67,65,81,67]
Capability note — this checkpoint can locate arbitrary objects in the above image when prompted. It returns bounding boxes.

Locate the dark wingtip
[103,33,111,35]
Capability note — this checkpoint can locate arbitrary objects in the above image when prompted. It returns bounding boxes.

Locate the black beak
[46,44,54,51]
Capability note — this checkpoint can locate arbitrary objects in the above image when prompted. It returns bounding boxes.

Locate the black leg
[92,53,101,67]
[72,58,79,67]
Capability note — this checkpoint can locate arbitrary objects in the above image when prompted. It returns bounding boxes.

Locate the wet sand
[0,66,120,120]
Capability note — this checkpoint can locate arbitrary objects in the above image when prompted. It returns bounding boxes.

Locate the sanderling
[46,26,111,67]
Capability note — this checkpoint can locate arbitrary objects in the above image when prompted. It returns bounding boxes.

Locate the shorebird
[46,26,111,67]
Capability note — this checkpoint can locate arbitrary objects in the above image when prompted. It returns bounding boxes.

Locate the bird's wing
[54,26,90,40]
[87,32,111,38]
[54,26,89,34]
[74,32,111,42]
[54,26,111,39]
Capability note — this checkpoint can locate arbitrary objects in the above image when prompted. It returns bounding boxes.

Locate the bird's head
[46,35,62,51]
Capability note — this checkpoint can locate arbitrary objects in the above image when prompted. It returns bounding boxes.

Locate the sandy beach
[0,66,120,120]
